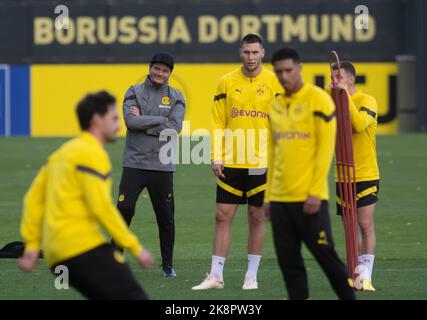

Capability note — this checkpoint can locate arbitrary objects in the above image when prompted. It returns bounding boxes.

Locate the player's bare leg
[192,203,238,290]
[355,203,376,291]
[242,205,265,290]
[358,204,376,254]
[247,205,265,254]
[213,203,239,257]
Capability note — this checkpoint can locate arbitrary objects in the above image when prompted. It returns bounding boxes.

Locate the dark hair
[271,47,301,64]
[241,34,263,46]
[76,91,116,130]
[332,61,356,77]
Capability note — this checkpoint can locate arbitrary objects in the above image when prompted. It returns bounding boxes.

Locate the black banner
[0,0,404,63]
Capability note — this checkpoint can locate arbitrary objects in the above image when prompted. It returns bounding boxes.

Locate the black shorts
[336,180,380,215]
[216,167,266,207]
[51,244,148,300]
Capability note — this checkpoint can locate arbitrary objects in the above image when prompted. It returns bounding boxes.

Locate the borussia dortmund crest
[162,96,170,105]
[256,86,265,96]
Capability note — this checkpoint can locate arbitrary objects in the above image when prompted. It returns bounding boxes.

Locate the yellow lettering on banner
[138,16,157,44]
[261,15,280,42]
[198,15,218,43]
[220,15,240,43]
[169,16,191,43]
[118,16,137,44]
[32,13,380,45]
[34,17,54,45]
[76,17,96,44]
[283,15,307,42]
[159,16,168,44]
[331,14,353,42]
[241,15,261,37]
[309,14,329,42]
[355,16,376,42]
[97,16,117,44]
[55,18,75,45]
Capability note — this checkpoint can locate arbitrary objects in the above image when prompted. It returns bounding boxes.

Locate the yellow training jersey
[211,67,283,168]
[20,132,143,266]
[265,83,336,202]
[346,90,380,182]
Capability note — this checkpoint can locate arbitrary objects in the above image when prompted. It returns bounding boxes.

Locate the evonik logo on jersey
[274,131,311,140]
[231,107,268,119]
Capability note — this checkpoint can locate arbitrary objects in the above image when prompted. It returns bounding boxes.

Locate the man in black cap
[116,52,185,277]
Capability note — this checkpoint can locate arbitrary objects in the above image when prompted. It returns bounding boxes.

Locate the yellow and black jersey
[346,90,380,182]
[211,67,283,169]
[326,87,380,182]
[20,132,143,266]
[265,83,336,202]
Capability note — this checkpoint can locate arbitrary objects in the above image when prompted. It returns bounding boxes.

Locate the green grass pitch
[0,134,426,300]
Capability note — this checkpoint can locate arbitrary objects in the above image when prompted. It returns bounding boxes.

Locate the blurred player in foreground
[18,91,154,300]
[264,48,355,300]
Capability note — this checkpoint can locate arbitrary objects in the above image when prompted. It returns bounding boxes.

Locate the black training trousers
[51,244,148,300]
[270,201,355,300]
[116,167,175,267]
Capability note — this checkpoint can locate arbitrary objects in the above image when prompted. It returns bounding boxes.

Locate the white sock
[357,255,368,278]
[361,254,375,280]
[245,254,261,280]
[210,255,225,280]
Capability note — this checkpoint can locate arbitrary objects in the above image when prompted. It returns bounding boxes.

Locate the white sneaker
[242,277,258,290]
[192,273,224,290]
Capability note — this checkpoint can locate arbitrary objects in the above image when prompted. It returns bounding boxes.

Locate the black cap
[150,52,175,71]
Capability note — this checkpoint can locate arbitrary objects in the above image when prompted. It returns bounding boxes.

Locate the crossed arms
[122,86,185,136]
